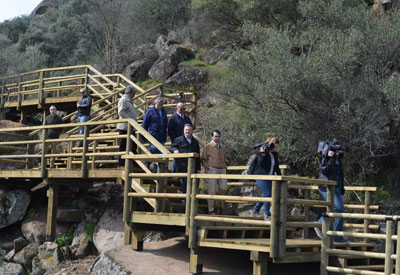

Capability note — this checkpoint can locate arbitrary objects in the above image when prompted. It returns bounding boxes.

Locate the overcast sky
[0,0,43,23]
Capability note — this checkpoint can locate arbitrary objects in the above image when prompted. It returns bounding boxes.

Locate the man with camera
[250,137,281,221]
[314,140,350,244]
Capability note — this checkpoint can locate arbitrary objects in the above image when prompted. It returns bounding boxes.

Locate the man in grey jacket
[117,86,137,166]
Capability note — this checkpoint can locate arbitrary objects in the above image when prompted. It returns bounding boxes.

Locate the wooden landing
[0,168,124,179]
[4,96,81,108]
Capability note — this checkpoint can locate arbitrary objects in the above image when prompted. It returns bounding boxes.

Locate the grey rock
[165,67,208,91]
[0,262,25,275]
[13,242,39,270]
[32,242,64,275]
[143,231,167,243]
[93,208,124,254]
[56,208,85,223]
[167,30,184,44]
[71,222,96,259]
[148,45,195,81]
[89,253,129,275]
[155,35,169,57]
[123,44,159,82]
[21,207,69,243]
[203,47,229,65]
[0,189,31,229]
[14,237,30,253]
[4,249,16,262]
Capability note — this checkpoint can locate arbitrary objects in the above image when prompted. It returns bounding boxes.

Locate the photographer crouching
[314,140,350,244]
[249,137,281,221]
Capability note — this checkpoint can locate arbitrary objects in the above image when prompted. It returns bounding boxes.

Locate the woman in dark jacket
[252,137,281,221]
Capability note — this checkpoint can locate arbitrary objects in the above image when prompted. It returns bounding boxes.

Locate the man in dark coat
[168,102,192,172]
[45,105,63,168]
[142,97,168,172]
[170,124,201,194]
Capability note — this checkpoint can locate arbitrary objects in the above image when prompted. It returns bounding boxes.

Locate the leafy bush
[54,224,77,247]
[201,0,400,197]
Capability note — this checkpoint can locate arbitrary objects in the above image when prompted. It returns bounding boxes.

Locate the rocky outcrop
[0,262,25,275]
[31,0,55,16]
[13,242,40,270]
[123,44,159,82]
[32,242,64,275]
[155,35,170,57]
[4,237,30,262]
[148,45,195,81]
[56,208,85,223]
[165,67,208,91]
[71,222,97,259]
[0,190,31,229]
[93,208,124,254]
[89,253,129,275]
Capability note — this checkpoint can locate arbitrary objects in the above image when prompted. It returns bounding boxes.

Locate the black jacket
[252,152,281,176]
[318,156,345,195]
[77,95,92,117]
[45,114,63,138]
[170,135,201,172]
[167,112,192,142]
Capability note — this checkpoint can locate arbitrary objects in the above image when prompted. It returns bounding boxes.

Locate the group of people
[44,85,351,240]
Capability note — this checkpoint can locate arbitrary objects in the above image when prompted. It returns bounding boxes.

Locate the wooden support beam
[251,251,268,275]
[189,248,203,275]
[45,182,59,241]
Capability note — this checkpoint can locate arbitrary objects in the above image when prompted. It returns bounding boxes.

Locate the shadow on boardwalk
[106,237,320,275]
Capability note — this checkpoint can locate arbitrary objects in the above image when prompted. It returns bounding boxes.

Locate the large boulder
[0,223,24,250]
[21,207,69,243]
[71,221,97,259]
[56,208,85,223]
[148,45,195,81]
[89,253,129,275]
[165,67,208,91]
[0,262,25,275]
[31,0,55,15]
[93,208,124,254]
[13,242,40,270]
[0,189,31,229]
[123,44,159,82]
[32,242,64,275]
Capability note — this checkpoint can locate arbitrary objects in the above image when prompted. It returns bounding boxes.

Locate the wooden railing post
[189,178,202,275]
[303,189,311,239]
[91,140,98,169]
[27,143,34,169]
[320,215,331,275]
[384,220,394,275]
[38,71,44,108]
[185,157,194,229]
[364,191,371,241]
[84,67,89,91]
[270,180,280,258]
[67,141,72,170]
[395,221,400,274]
[41,128,48,178]
[123,125,133,244]
[81,125,89,178]
[277,180,288,258]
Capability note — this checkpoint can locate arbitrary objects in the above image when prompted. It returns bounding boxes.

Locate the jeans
[318,187,345,242]
[253,180,272,216]
[146,142,165,173]
[77,115,90,146]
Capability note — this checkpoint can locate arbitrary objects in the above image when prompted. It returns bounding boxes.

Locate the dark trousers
[119,130,137,166]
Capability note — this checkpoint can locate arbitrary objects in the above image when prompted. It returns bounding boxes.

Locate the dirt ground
[106,237,320,275]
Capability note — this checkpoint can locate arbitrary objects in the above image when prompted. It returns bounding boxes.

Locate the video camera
[317,138,348,159]
[253,142,275,151]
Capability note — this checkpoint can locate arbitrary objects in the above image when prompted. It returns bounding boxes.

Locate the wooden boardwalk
[0,65,389,275]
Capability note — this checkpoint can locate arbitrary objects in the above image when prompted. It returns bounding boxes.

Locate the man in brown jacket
[201,130,228,214]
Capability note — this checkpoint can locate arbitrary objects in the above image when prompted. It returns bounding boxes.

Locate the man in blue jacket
[142,97,168,172]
